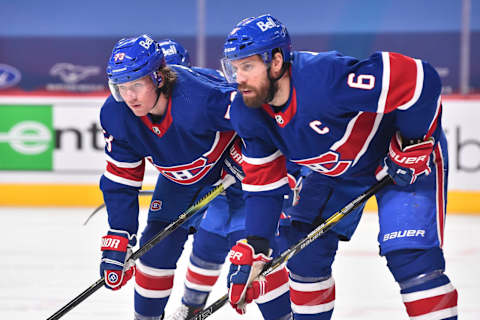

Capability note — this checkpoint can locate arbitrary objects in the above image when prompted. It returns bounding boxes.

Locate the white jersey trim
[353,113,383,166]
[105,154,143,168]
[255,282,290,303]
[330,112,361,151]
[242,150,284,165]
[409,307,458,320]
[134,283,172,299]
[401,282,455,303]
[377,51,390,114]
[426,96,442,139]
[397,59,424,110]
[103,171,142,188]
[187,264,222,277]
[242,177,289,192]
[137,261,175,277]
[291,300,335,314]
[184,279,215,292]
[289,276,335,291]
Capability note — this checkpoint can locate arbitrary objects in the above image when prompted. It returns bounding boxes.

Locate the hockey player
[100,34,291,320]
[156,39,292,320]
[99,34,239,320]
[220,14,458,319]
[167,138,299,320]
[158,39,224,81]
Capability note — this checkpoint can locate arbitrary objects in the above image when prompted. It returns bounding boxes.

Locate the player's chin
[242,95,263,109]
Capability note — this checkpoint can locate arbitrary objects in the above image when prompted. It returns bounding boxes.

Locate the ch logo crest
[294,151,352,177]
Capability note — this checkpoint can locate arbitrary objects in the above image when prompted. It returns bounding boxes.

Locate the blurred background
[1,0,479,94]
[0,0,479,212]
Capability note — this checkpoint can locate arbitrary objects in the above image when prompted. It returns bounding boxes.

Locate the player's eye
[242,63,253,72]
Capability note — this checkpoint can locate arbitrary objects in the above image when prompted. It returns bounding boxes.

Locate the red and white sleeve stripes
[104,154,145,188]
[241,150,289,192]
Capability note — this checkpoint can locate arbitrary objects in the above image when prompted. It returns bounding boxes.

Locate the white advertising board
[0,96,479,190]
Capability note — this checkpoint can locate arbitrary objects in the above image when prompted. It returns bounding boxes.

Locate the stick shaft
[47,175,236,320]
[190,176,392,320]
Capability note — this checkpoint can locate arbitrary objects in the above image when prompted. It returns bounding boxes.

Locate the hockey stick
[83,190,155,226]
[188,176,392,320]
[47,174,236,320]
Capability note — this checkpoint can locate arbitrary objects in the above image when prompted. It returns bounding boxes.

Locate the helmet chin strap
[148,88,162,114]
[265,63,288,104]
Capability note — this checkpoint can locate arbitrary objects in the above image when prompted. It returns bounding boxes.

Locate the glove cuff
[107,229,137,246]
[230,239,271,265]
[246,236,270,256]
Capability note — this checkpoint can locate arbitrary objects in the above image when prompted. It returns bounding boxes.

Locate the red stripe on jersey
[155,158,207,171]
[264,267,289,293]
[334,112,378,160]
[242,155,287,187]
[186,268,219,286]
[290,284,335,306]
[287,173,296,189]
[404,289,457,317]
[425,102,442,139]
[433,144,446,247]
[293,151,351,177]
[384,53,417,113]
[204,131,236,163]
[262,87,297,128]
[135,268,174,291]
[106,160,145,182]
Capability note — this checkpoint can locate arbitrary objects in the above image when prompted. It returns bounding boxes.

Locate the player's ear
[271,51,284,75]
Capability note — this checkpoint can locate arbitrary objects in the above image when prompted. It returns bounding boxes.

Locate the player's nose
[236,71,247,84]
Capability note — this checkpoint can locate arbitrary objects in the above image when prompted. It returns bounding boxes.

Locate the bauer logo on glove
[377,132,434,187]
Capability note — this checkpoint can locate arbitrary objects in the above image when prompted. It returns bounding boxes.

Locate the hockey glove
[227,239,272,314]
[377,132,434,187]
[100,229,136,290]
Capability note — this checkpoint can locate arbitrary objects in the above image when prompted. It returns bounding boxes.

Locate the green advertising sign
[0,105,54,170]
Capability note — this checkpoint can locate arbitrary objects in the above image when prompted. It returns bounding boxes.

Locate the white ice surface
[1,207,479,319]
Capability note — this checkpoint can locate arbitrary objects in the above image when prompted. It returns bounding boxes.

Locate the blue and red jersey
[229,50,443,240]
[100,65,237,235]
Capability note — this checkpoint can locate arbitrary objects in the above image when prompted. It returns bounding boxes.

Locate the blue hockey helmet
[221,14,291,83]
[158,39,191,67]
[107,34,165,101]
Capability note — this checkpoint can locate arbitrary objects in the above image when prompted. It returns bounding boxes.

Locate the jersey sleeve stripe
[105,154,143,168]
[433,143,446,248]
[425,96,442,139]
[241,152,288,191]
[331,112,382,166]
[242,150,284,165]
[376,52,390,114]
[103,171,143,187]
[384,52,419,113]
[397,58,424,110]
[203,131,236,162]
[104,159,145,187]
[242,177,289,192]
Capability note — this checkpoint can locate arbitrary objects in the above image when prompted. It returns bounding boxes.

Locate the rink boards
[0,95,479,213]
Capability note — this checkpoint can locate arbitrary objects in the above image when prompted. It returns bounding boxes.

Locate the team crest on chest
[293,151,352,176]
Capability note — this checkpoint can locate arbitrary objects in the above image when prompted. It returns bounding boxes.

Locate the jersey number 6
[347,73,375,90]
